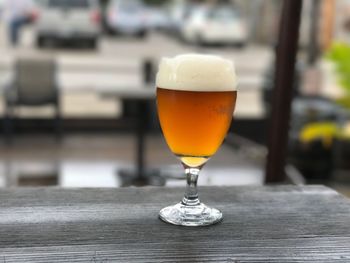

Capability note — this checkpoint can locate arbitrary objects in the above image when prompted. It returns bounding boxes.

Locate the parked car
[34,0,101,49]
[146,7,170,31]
[106,0,148,38]
[165,1,195,37]
[181,5,248,47]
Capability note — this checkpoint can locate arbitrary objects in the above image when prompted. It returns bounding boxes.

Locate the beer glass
[156,54,237,226]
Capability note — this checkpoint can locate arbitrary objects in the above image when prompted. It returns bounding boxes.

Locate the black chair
[3,55,62,144]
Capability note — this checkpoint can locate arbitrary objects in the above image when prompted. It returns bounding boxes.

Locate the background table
[0,185,349,262]
[99,85,160,186]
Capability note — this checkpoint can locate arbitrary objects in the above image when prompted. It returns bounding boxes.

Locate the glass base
[159,202,223,226]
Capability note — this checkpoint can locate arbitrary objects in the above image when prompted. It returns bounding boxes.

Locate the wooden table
[0,185,349,262]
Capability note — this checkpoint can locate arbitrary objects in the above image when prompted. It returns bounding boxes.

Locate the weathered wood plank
[0,186,348,262]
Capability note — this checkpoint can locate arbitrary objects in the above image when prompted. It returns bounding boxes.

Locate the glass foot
[159,202,222,226]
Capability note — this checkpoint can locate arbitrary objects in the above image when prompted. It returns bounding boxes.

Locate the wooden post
[321,0,336,51]
[265,0,303,183]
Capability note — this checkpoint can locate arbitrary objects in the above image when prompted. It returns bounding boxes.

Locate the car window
[34,0,47,7]
[122,3,142,10]
[209,8,237,21]
[48,0,89,8]
[113,0,142,10]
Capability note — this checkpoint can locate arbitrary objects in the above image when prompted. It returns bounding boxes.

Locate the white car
[181,6,248,47]
[106,0,148,38]
[0,0,4,19]
[34,0,101,48]
[165,2,195,36]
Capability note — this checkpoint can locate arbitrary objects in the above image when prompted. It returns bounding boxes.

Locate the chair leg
[55,104,62,143]
[3,105,14,146]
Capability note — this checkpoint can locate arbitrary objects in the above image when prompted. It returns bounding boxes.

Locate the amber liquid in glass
[157,87,237,167]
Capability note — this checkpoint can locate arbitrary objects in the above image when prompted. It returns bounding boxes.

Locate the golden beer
[156,54,238,226]
[157,88,237,166]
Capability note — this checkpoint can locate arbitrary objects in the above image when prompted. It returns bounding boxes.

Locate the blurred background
[0,0,349,196]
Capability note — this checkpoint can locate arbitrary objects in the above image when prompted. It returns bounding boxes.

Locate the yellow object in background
[341,122,350,139]
[299,122,339,148]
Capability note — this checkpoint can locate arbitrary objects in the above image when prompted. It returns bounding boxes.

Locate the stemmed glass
[156,54,237,226]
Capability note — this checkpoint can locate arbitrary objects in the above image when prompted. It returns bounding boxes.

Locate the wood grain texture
[0,186,348,262]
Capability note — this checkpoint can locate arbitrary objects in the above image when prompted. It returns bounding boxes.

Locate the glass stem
[182,164,202,206]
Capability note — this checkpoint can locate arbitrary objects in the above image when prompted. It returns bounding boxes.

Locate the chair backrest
[16,56,57,105]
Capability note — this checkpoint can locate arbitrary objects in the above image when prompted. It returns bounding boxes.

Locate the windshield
[48,0,89,8]
[112,0,142,10]
[209,8,238,21]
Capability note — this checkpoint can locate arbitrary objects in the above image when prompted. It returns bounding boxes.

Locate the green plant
[326,42,350,94]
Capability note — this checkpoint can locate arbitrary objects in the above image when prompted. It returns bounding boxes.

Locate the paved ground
[0,133,349,198]
[0,133,265,188]
[0,23,272,118]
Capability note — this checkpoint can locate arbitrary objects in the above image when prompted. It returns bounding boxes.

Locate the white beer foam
[156,54,237,91]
